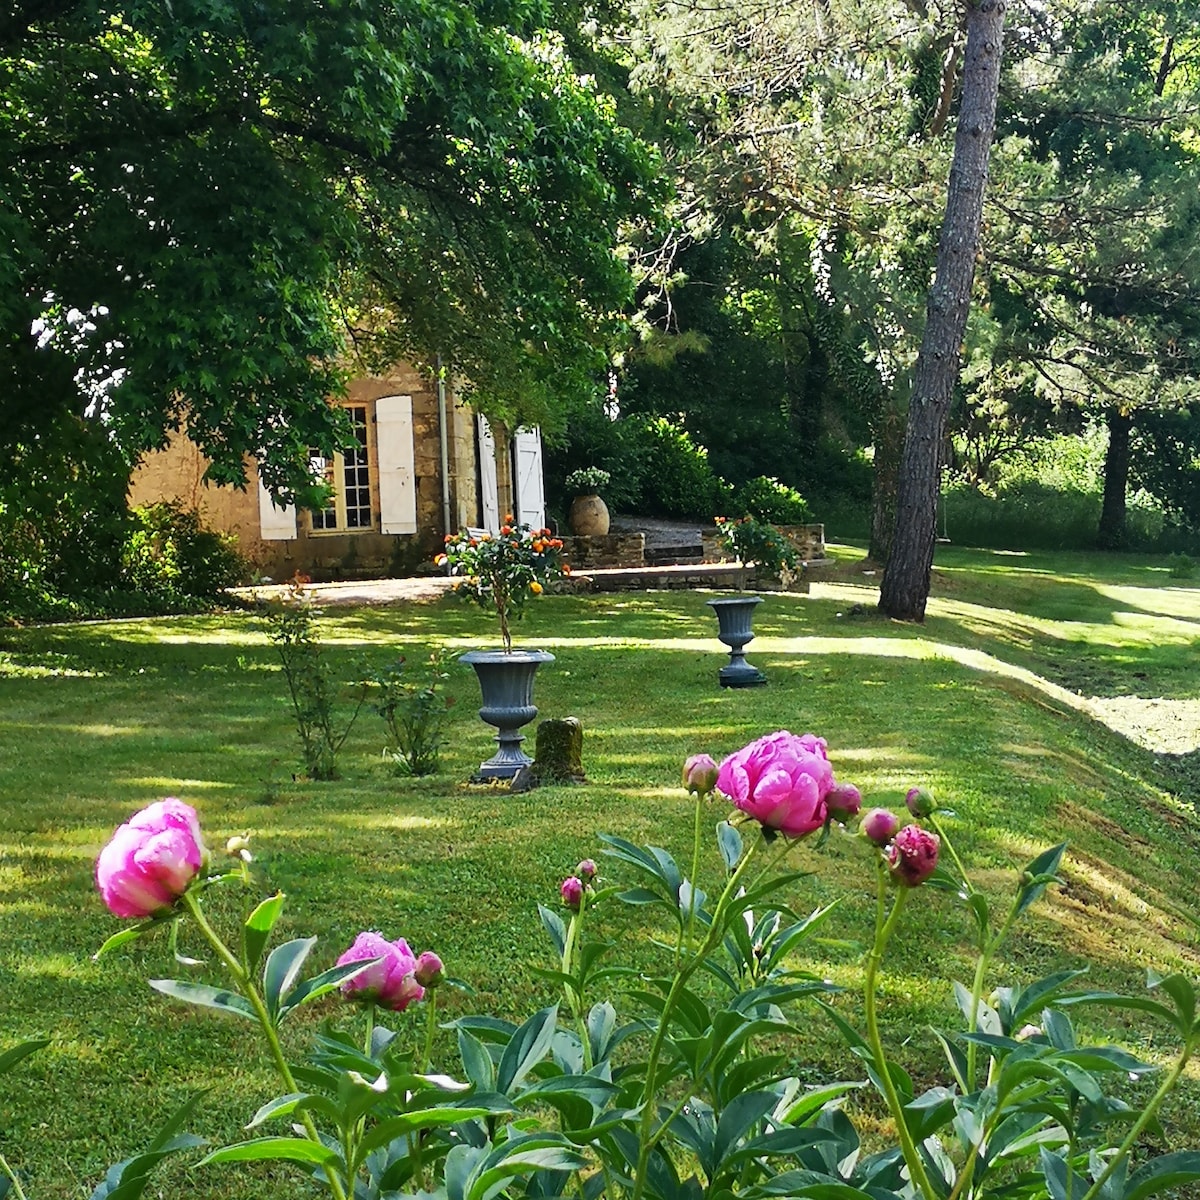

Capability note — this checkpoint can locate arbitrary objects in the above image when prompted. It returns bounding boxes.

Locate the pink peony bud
[905,786,937,818]
[826,782,862,819]
[560,876,584,910]
[716,731,836,839]
[96,798,209,919]
[887,824,940,886]
[861,807,900,846]
[576,859,597,881]
[1016,1023,1043,1041]
[413,950,445,988]
[682,754,719,796]
[336,932,425,1012]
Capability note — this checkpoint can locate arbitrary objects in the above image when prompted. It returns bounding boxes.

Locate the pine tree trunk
[878,0,1005,621]
[1097,407,1131,549]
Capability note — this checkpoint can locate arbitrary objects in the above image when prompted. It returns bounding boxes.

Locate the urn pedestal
[459,649,554,779]
[706,596,767,688]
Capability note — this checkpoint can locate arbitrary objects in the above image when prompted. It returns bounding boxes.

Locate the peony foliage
[77,733,1200,1200]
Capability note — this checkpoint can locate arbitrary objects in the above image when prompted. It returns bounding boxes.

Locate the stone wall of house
[129,364,467,581]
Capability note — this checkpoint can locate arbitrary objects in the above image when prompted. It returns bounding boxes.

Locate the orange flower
[501,525,512,535]
[530,581,543,595]
[503,513,514,524]
[434,554,447,566]
[550,538,563,549]
[532,539,544,551]
[563,564,572,576]
[444,533,454,543]
[468,538,478,547]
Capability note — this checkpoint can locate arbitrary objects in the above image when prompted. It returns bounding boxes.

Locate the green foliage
[122,504,248,602]
[635,417,732,519]
[1167,553,1196,579]
[713,515,798,577]
[564,467,611,496]
[3,0,661,497]
[372,650,455,777]
[734,476,812,525]
[261,578,368,780]
[440,523,566,653]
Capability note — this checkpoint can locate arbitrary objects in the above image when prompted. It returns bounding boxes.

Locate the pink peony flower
[887,825,940,886]
[682,754,719,796]
[337,932,425,1011]
[576,859,597,881]
[905,786,937,818]
[413,950,445,988]
[716,731,837,838]
[561,876,584,910]
[96,798,208,919]
[826,782,863,819]
[861,807,900,846]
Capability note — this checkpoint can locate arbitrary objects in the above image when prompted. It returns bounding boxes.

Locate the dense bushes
[733,475,811,524]
[122,502,247,601]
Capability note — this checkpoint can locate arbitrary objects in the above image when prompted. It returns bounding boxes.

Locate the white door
[512,427,546,530]
[477,413,500,533]
[376,395,418,534]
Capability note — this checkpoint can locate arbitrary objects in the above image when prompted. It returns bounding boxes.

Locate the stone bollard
[509,717,586,790]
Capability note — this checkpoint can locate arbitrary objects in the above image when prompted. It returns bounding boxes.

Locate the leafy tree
[3,0,659,497]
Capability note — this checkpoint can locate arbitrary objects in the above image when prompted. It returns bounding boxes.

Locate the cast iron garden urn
[459,649,555,779]
[706,596,767,688]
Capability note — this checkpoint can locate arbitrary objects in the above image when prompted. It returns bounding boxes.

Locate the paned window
[311,406,373,532]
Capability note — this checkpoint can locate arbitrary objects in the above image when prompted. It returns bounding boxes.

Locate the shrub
[121,502,247,600]
[372,648,455,776]
[734,475,812,524]
[636,417,732,519]
[261,575,368,780]
[714,514,798,577]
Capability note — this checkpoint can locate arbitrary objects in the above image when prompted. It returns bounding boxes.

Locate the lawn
[1,543,1199,1199]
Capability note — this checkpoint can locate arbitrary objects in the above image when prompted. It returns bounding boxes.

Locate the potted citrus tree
[437,520,567,779]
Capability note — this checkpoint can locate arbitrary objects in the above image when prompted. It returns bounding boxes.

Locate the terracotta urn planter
[569,494,610,536]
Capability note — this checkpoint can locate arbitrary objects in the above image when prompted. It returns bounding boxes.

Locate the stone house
[128,362,547,580]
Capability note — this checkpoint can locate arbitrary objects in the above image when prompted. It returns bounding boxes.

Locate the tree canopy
[2,0,659,494]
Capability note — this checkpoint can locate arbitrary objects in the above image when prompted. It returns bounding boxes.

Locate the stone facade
[128,365,509,581]
[701,522,826,565]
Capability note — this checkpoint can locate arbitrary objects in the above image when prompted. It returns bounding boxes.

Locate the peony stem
[0,1152,28,1200]
[677,792,705,966]
[420,990,439,1076]
[863,868,937,1200]
[631,837,764,1200]
[181,893,349,1200]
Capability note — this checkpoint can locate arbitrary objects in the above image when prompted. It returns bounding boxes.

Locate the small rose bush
[79,733,1200,1200]
[437,519,566,652]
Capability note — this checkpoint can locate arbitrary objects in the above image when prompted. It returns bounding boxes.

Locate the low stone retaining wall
[700,523,826,565]
[562,532,646,569]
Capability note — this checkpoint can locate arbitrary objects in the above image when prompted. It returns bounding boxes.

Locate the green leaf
[1147,970,1195,1030]
[261,937,317,1021]
[277,959,379,1021]
[587,1000,617,1063]
[93,923,157,960]
[459,1028,496,1091]
[357,1107,492,1159]
[496,1005,558,1094]
[1125,1151,1200,1200]
[0,1038,49,1076]
[198,1136,341,1169]
[717,821,743,872]
[538,904,567,957]
[242,893,285,978]
[713,1090,778,1170]
[468,1143,588,1200]
[1015,843,1067,917]
[148,980,255,1021]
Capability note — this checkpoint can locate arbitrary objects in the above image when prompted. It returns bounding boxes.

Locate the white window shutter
[376,395,418,535]
[257,477,297,540]
[477,413,500,533]
[513,427,546,529]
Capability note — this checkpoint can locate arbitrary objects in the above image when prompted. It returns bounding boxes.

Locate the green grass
[2,543,1200,1197]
